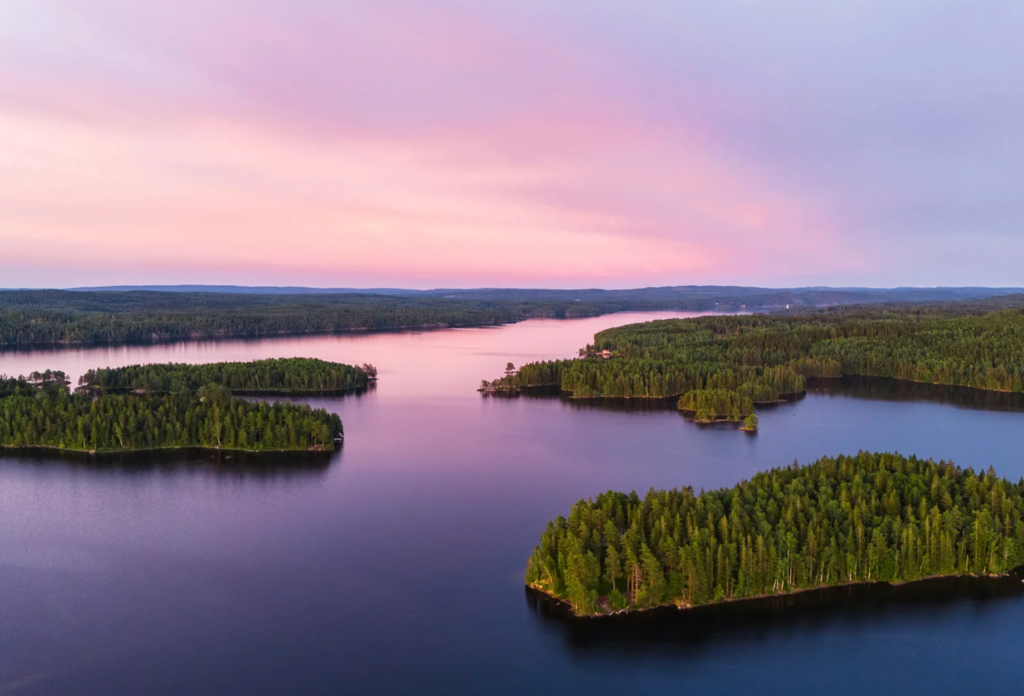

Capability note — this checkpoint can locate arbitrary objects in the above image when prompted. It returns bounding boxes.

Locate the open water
[1,312,1022,695]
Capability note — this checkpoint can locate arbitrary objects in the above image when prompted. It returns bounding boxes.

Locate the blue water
[0,313,1022,695]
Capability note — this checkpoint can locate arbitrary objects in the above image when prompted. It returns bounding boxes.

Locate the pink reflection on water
[0,312,719,400]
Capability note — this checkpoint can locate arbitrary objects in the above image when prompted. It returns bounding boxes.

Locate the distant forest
[0,374,343,453]
[485,307,1024,421]
[0,291,525,346]
[79,358,376,395]
[2,288,1022,347]
[526,452,1024,615]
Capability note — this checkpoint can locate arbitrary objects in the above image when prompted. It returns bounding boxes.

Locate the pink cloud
[0,0,867,288]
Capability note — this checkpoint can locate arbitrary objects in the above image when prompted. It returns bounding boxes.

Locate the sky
[2,0,1023,289]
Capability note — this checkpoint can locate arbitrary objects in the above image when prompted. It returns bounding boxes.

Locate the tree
[524,453,1024,615]
[490,308,1024,425]
[0,376,343,453]
[742,413,758,431]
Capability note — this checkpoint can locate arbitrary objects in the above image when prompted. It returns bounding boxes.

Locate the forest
[677,389,755,422]
[4,288,1021,348]
[525,452,1024,615]
[78,358,376,394]
[0,377,343,453]
[0,289,735,347]
[485,308,1024,411]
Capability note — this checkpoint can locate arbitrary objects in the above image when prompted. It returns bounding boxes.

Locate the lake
[1,312,1023,695]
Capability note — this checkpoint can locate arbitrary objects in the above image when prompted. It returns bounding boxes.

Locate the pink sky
[3,1,1023,288]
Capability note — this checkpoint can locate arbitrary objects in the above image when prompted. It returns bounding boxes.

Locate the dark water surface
[2,313,1023,695]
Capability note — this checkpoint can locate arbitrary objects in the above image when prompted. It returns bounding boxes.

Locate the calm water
[2,312,1023,695]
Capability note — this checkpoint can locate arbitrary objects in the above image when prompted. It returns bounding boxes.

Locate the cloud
[1,0,1022,287]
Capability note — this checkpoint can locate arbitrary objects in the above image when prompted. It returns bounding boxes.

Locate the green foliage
[0,378,342,453]
[490,308,1024,400]
[1,370,70,398]
[527,452,1024,614]
[679,389,753,421]
[79,358,373,394]
[742,413,759,431]
[0,290,707,347]
[482,359,575,392]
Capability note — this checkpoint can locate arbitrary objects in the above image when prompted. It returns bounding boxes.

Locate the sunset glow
[3,1,1022,287]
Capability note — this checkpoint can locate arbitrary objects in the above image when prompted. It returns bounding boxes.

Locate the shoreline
[487,373,1024,402]
[527,570,1022,618]
[0,321,514,352]
[0,443,337,457]
[76,385,371,397]
[482,388,804,405]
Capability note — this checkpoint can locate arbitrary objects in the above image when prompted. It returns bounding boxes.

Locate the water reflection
[488,377,1024,417]
[809,376,1024,412]
[0,447,337,479]
[2,313,1023,695]
[525,569,1024,655]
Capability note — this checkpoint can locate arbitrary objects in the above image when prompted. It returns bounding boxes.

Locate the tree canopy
[0,376,342,453]
[6,289,1020,347]
[678,389,754,422]
[526,452,1024,615]
[485,308,1024,409]
[79,358,374,394]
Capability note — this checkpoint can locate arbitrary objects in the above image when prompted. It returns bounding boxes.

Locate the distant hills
[72,285,422,295]
[66,284,1024,308]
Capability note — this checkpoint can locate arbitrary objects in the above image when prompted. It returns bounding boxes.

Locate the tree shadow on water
[0,445,338,481]
[525,569,1024,660]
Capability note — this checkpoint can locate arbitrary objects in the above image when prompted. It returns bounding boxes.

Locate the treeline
[0,378,342,453]
[1,370,70,397]
[525,452,1024,615]
[7,288,1020,348]
[486,308,1024,404]
[0,292,518,346]
[0,290,670,347]
[79,358,376,394]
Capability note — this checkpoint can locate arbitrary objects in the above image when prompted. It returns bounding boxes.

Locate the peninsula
[526,452,1024,616]
[484,306,1024,428]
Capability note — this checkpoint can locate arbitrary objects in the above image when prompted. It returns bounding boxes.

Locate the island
[678,389,754,423]
[0,371,343,454]
[77,358,377,395]
[525,452,1024,616]
[483,306,1024,429]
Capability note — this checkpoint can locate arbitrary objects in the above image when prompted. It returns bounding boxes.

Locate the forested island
[526,452,1024,616]
[0,373,343,454]
[78,358,376,395]
[484,307,1024,426]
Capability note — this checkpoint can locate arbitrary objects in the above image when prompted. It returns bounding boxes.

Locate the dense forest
[0,291,524,346]
[78,358,376,394]
[678,389,755,423]
[0,377,343,453]
[485,309,1024,411]
[4,288,1021,347]
[525,452,1024,615]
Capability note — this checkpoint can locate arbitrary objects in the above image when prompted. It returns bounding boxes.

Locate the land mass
[526,452,1024,616]
[3,287,1024,347]
[77,358,376,395]
[484,304,1024,428]
[0,371,344,454]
